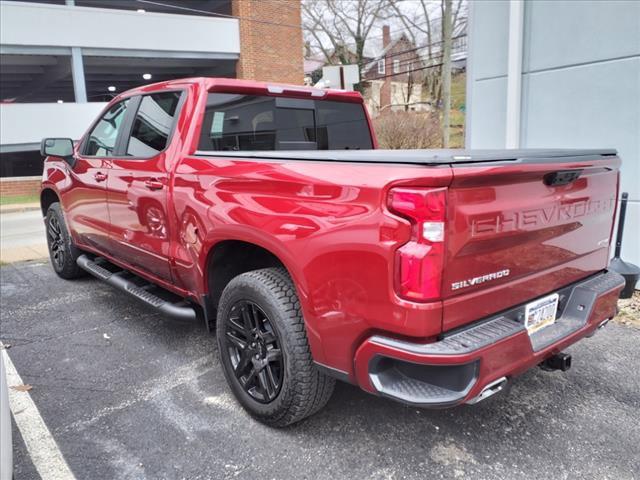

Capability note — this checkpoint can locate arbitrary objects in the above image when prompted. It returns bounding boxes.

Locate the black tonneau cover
[195,148,617,165]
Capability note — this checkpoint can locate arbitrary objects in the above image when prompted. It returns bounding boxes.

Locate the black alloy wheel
[216,268,335,426]
[45,202,84,279]
[224,300,284,403]
[46,214,65,270]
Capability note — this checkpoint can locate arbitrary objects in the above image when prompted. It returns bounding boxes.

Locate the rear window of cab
[198,93,372,151]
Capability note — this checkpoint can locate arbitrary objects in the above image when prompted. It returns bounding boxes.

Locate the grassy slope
[0,194,40,206]
[449,72,466,148]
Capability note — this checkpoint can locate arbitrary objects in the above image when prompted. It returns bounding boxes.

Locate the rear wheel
[216,268,335,427]
[45,202,83,279]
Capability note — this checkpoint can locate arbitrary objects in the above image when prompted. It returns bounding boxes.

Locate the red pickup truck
[40,78,625,426]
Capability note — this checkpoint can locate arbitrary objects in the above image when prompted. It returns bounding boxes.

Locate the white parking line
[1,346,76,480]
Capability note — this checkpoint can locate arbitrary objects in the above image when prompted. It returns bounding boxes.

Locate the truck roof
[120,77,364,103]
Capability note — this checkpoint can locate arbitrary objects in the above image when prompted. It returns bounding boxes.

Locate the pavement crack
[0,318,122,348]
[59,355,215,435]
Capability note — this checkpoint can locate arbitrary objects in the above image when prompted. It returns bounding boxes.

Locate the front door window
[83,99,130,157]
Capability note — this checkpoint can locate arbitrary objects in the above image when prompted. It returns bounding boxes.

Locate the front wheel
[216,268,335,427]
[45,202,84,279]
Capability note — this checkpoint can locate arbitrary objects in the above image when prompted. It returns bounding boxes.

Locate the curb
[0,203,41,214]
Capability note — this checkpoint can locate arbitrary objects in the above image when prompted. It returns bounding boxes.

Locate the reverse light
[422,221,444,242]
[388,187,447,301]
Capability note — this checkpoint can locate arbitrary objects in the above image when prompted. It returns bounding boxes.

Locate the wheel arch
[40,188,60,216]
[204,239,299,313]
[202,238,324,358]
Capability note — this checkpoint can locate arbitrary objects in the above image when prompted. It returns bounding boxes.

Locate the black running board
[76,254,196,321]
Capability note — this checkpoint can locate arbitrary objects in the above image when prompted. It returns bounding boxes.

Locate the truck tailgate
[442,154,620,331]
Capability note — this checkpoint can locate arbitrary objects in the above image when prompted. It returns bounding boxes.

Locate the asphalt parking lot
[1,260,639,480]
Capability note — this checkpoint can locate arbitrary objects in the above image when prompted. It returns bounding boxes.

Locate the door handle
[94,172,107,182]
[144,179,164,190]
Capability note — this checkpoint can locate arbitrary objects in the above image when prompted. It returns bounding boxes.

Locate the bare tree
[387,0,435,59]
[403,73,414,112]
[388,0,466,102]
[301,0,388,74]
[393,64,418,112]
[441,0,452,147]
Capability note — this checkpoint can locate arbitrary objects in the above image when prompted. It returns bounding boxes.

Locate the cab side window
[199,94,277,151]
[83,99,130,156]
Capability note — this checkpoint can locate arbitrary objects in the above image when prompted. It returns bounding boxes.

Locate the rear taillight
[388,187,447,301]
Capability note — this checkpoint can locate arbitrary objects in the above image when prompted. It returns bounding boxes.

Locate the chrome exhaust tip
[587,317,612,338]
[466,376,508,405]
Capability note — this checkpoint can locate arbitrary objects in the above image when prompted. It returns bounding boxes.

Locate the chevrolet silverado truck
[40,78,625,426]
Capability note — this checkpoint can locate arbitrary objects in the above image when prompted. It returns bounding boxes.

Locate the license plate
[525,293,559,335]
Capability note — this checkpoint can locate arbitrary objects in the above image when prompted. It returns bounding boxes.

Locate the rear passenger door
[107,91,184,281]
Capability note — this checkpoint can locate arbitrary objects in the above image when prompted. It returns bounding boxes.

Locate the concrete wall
[0,1,239,56]
[0,103,107,149]
[467,0,640,266]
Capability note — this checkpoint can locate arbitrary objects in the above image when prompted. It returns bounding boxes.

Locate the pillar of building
[231,0,304,85]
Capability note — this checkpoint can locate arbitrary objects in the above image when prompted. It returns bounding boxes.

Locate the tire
[216,268,335,427]
[45,202,84,279]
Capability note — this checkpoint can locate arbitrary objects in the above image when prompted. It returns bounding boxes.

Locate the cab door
[67,99,131,253]
[107,91,184,282]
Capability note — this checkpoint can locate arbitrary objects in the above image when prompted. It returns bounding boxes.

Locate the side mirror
[40,138,75,167]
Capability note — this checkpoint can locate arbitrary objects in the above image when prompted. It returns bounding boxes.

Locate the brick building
[361,25,424,115]
[233,0,303,85]
[0,0,303,197]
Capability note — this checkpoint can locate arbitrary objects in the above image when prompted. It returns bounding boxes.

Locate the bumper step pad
[370,316,524,357]
[369,359,479,407]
